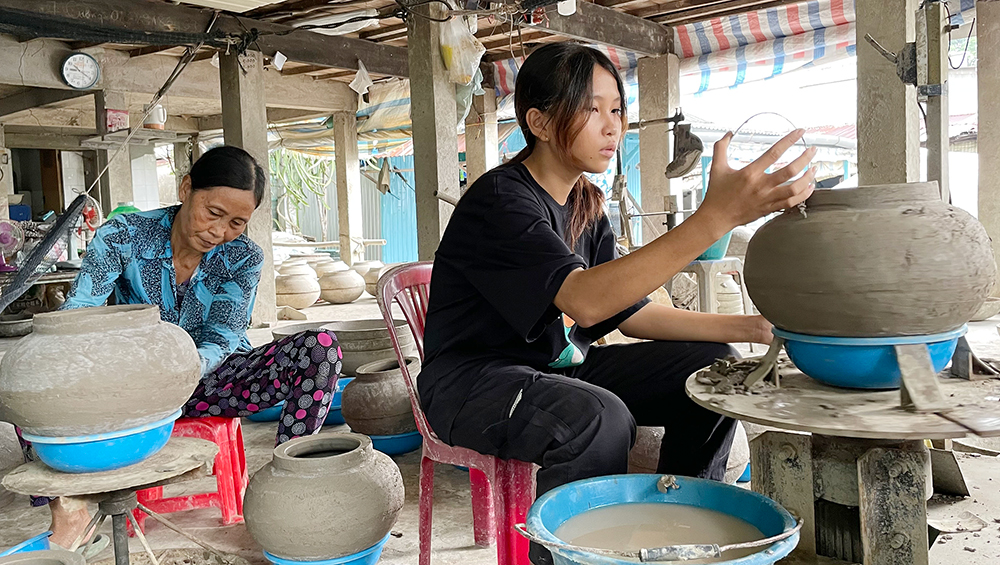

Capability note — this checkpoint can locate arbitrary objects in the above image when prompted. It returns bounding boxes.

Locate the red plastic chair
[377,262,536,565]
[132,417,248,533]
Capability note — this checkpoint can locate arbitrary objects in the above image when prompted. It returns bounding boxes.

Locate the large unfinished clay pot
[364,263,391,297]
[276,273,321,310]
[319,270,365,304]
[278,261,317,278]
[342,357,419,435]
[243,433,405,560]
[744,183,996,337]
[321,319,418,377]
[0,305,200,436]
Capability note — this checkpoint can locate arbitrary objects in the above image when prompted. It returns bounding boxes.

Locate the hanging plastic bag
[440,16,486,85]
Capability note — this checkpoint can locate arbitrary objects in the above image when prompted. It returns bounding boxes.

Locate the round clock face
[61,53,100,90]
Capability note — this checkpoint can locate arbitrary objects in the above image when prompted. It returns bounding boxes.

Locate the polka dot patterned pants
[183,329,343,445]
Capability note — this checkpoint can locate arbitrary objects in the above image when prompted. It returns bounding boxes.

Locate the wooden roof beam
[522,1,672,55]
[0,87,91,117]
[0,0,409,77]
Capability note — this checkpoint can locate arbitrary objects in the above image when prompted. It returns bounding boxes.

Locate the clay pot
[971,297,1000,322]
[364,264,392,297]
[351,260,377,277]
[0,305,200,436]
[0,551,85,565]
[744,183,996,337]
[342,357,419,435]
[322,319,418,376]
[276,273,321,310]
[243,433,405,560]
[319,270,366,304]
[313,259,347,278]
[278,262,318,278]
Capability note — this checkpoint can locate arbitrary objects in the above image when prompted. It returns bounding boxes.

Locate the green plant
[269,149,335,233]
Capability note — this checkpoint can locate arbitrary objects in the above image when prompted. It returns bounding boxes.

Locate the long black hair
[188,145,266,208]
[509,43,627,246]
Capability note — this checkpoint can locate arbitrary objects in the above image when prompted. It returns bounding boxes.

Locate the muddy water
[554,503,765,564]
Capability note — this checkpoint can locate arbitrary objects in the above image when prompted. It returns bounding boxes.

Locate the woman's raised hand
[697,129,817,232]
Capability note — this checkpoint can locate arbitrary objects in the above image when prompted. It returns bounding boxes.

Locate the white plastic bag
[440,17,486,85]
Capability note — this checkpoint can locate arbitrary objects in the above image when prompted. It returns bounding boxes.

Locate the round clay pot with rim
[350,261,372,277]
[278,262,317,278]
[364,263,390,297]
[243,433,405,560]
[319,270,366,304]
[0,305,200,437]
[342,357,419,435]
[276,273,321,310]
[744,182,996,337]
[313,259,347,278]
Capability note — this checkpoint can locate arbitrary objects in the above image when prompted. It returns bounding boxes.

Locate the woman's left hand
[748,315,774,344]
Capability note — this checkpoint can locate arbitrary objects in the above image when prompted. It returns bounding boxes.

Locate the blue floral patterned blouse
[62,206,264,377]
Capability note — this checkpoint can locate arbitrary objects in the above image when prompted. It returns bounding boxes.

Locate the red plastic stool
[131,417,248,533]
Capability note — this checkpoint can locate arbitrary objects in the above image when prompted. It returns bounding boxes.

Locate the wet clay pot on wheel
[276,273,321,310]
[0,305,200,437]
[342,357,419,435]
[243,433,405,561]
[319,270,365,304]
[744,182,997,337]
[322,319,418,377]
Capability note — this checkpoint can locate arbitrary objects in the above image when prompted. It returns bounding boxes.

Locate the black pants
[443,341,738,562]
[448,340,738,491]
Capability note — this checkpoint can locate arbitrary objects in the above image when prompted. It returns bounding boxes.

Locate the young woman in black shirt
[421,43,816,564]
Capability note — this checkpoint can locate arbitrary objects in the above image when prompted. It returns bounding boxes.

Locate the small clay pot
[243,433,405,560]
[278,262,318,278]
[0,550,85,565]
[319,270,366,304]
[364,263,391,297]
[0,305,200,437]
[745,182,996,336]
[276,274,321,310]
[342,357,419,436]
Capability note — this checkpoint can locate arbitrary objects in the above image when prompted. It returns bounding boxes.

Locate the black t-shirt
[420,162,649,432]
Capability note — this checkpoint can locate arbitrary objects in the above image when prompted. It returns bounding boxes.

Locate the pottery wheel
[686,367,1000,440]
[1,437,217,498]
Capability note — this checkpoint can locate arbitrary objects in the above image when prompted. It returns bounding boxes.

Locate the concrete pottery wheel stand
[1,437,232,565]
[686,364,1000,565]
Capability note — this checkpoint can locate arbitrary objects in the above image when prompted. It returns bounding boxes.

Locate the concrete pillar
[978,0,1000,294]
[94,90,134,215]
[173,139,192,189]
[220,50,277,326]
[408,4,460,261]
[464,91,499,187]
[638,53,680,243]
[856,0,920,185]
[333,111,364,265]
[0,125,12,220]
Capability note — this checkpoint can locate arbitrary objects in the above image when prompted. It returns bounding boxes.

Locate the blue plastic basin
[325,377,353,425]
[697,231,733,261]
[370,431,421,456]
[21,410,182,473]
[773,327,965,389]
[263,533,390,565]
[526,474,798,565]
[0,532,51,557]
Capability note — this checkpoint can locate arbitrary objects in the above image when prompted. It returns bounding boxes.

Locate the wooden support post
[333,111,363,265]
[408,4,459,261]
[750,431,816,559]
[978,0,1000,294]
[465,91,498,188]
[220,50,276,327]
[856,0,920,185]
[858,447,930,565]
[94,90,134,216]
[637,53,680,243]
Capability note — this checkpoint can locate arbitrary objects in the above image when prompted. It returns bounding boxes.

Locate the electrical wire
[942,2,976,69]
[80,11,221,197]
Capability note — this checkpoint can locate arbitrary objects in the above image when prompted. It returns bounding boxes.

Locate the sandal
[51,534,111,561]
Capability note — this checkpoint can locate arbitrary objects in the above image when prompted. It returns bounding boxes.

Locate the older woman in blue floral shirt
[29,146,342,550]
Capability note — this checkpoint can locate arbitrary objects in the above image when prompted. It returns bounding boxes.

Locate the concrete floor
[1,296,1000,565]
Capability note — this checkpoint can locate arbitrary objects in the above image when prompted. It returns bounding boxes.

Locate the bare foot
[48,497,93,549]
